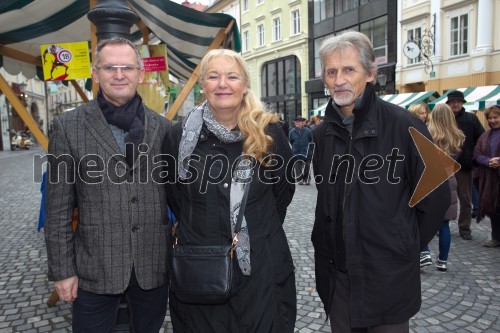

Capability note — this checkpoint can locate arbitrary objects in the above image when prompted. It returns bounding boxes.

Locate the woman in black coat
[164,49,296,332]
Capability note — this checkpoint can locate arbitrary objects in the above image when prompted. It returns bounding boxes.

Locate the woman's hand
[489,157,500,168]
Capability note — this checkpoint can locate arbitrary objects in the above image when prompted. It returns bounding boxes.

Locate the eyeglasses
[95,65,141,73]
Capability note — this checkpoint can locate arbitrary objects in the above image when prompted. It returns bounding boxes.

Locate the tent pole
[70,80,90,103]
[0,73,48,151]
[90,0,98,98]
[165,20,235,121]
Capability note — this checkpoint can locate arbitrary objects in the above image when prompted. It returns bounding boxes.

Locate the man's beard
[333,87,355,106]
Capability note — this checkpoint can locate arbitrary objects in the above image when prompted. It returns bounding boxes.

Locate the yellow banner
[137,45,170,115]
[40,42,91,81]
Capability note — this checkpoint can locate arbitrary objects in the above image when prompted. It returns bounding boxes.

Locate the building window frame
[257,24,265,47]
[291,10,300,36]
[243,0,248,11]
[449,13,468,57]
[242,30,250,52]
[272,17,281,42]
[406,25,422,65]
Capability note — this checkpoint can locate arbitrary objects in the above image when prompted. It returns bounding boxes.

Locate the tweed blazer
[44,100,172,294]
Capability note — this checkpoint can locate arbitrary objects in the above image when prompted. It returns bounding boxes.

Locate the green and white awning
[379,91,438,109]
[428,85,500,111]
[311,101,329,117]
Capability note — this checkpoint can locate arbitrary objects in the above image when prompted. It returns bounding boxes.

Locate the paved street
[0,147,499,332]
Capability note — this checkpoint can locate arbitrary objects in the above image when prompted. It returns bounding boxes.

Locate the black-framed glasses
[95,65,141,73]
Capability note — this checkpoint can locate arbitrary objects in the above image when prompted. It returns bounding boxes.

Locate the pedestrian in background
[289,116,313,184]
[446,90,485,240]
[312,31,449,333]
[309,115,323,131]
[420,103,464,271]
[474,104,500,247]
[44,37,172,332]
[409,103,429,123]
[164,49,296,332]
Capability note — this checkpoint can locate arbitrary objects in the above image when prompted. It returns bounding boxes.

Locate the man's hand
[54,276,79,302]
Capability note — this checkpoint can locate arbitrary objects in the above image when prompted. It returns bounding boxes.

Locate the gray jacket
[44,100,171,294]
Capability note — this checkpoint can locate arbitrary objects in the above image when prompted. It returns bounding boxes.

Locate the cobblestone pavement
[1,148,499,332]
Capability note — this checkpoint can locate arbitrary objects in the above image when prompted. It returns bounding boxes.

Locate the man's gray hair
[94,36,143,68]
[319,31,376,80]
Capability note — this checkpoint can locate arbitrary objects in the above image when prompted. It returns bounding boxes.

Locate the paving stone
[1,148,500,332]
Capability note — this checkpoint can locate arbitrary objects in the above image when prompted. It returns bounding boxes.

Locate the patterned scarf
[98,90,145,166]
[178,101,252,275]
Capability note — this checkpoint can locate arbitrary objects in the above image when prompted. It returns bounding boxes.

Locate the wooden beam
[70,80,90,103]
[0,45,42,67]
[0,73,48,151]
[137,20,150,45]
[165,20,236,121]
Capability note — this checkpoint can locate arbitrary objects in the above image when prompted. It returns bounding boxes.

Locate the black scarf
[98,90,145,166]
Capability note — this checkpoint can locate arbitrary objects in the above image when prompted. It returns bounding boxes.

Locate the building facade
[397,0,500,94]
[240,0,309,126]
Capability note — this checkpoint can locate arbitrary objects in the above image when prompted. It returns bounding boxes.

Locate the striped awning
[428,85,500,111]
[379,91,438,109]
[0,0,240,82]
[311,101,329,117]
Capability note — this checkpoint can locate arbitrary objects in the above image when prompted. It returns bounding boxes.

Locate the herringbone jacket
[44,100,171,294]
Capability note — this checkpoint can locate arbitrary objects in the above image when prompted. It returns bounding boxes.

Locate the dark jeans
[329,270,409,333]
[293,158,311,183]
[72,276,168,333]
[422,220,451,261]
[455,169,473,235]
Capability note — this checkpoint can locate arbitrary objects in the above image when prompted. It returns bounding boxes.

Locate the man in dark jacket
[312,31,450,332]
[289,116,313,184]
[446,90,485,240]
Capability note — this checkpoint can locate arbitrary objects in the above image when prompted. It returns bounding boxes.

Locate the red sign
[143,56,167,72]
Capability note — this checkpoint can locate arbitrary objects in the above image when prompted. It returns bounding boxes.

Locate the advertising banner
[40,42,91,81]
[137,45,170,115]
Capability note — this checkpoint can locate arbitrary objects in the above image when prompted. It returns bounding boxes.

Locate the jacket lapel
[84,101,126,162]
[131,107,159,171]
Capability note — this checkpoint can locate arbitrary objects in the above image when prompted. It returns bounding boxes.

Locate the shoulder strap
[233,182,251,234]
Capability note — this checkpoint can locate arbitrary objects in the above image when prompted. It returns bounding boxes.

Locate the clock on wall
[404,41,421,60]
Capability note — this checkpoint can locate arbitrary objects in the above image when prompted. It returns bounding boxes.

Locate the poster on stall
[137,44,170,115]
[40,42,91,81]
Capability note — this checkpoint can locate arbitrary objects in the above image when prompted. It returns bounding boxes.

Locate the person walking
[474,104,500,247]
[44,37,172,332]
[312,31,449,333]
[289,116,313,184]
[420,104,464,271]
[446,90,485,240]
[164,49,297,332]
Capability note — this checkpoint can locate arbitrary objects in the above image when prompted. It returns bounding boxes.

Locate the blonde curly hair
[200,49,279,163]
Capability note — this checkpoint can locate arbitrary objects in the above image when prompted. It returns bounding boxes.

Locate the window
[335,0,359,15]
[243,31,249,52]
[291,10,300,35]
[406,27,422,64]
[257,0,263,4]
[257,24,265,47]
[450,14,468,56]
[243,0,248,11]
[273,18,281,42]
[314,0,334,23]
[360,16,387,64]
[314,34,335,78]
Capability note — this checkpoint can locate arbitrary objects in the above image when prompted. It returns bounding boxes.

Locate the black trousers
[72,271,168,333]
[329,270,409,333]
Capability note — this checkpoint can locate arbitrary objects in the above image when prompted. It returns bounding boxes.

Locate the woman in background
[409,103,429,123]
[420,103,465,271]
[474,104,500,247]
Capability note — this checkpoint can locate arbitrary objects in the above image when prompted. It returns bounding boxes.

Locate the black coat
[164,121,296,332]
[311,84,450,327]
[454,108,484,171]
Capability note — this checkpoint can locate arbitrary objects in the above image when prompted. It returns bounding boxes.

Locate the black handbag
[170,182,250,305]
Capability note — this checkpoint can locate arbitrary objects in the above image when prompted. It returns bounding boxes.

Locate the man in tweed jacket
[44,37,172,332]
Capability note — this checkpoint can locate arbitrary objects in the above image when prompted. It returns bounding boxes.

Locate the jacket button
[132,225,139,232]
[223,183,229,188]
[326,216,332,223]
